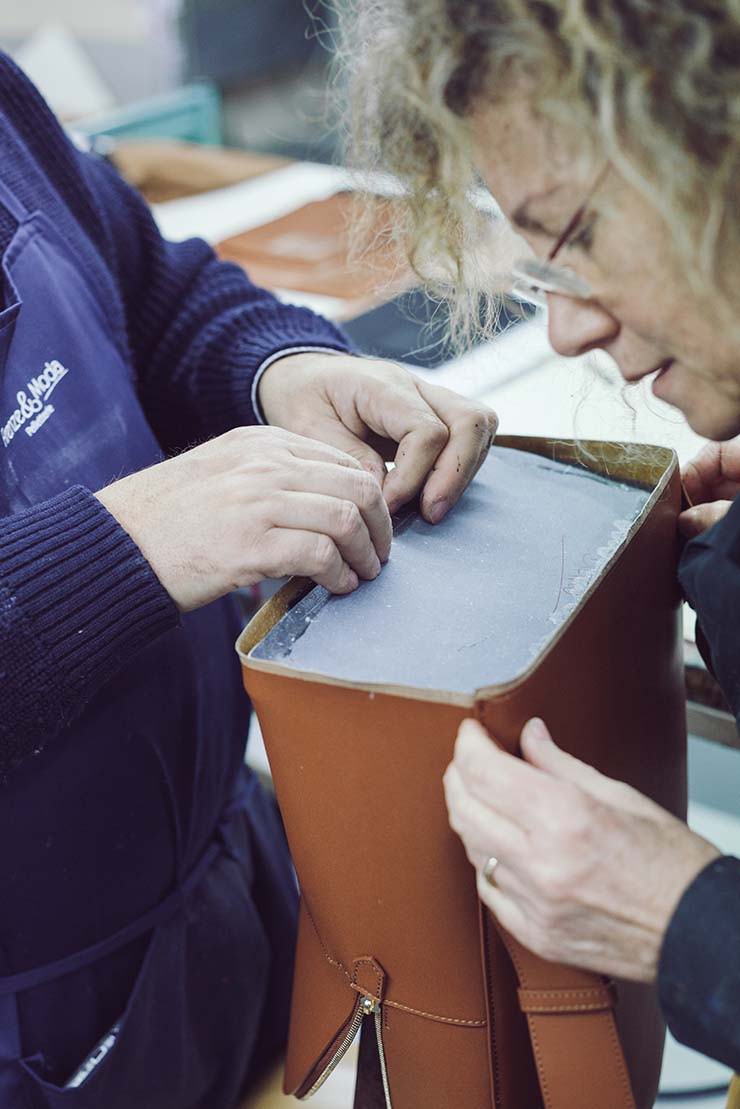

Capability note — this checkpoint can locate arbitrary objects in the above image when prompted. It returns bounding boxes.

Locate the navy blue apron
[0,175,297,1107]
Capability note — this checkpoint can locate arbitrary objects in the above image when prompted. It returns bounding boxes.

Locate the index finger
[682,441,740,504]
[454,719,549,827]
[413,381,498,521]
[287,459,393,564]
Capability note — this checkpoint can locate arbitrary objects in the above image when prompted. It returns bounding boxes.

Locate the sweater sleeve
[0,486,178,772]
[658,855,740,1071]
[76,151,352,455]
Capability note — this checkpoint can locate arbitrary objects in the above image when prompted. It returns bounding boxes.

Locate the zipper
[299,994,392,1108]
[372,1001,393,1109]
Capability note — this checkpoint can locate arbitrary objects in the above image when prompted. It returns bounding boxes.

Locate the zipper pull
[350,956,386,1009]
[351,959,392,1109]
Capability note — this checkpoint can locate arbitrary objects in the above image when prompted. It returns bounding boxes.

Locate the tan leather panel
[239,437,685,1109]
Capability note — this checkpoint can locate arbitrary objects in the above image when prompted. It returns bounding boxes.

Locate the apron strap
[484,909,637,1109]
[0,834,222,997]
[0,770,261,997]
[0,175,30,225]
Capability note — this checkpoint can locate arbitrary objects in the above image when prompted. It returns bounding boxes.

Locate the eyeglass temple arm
[546,163,610,262]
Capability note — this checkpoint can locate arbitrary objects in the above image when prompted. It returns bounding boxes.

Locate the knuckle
[353,470,382,508]
[456,406,498,446]
[552,790,593,841]
[225,424,258,448]
[484,407,499,434]
[531,857,568,903]
[447,804,464,837]
[336,500,363,540]
[422,415,450,448]
[312,534,337,571]
[543,871,570,907]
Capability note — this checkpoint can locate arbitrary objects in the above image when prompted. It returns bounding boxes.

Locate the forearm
[0,487,177,770]
[77,151,351,452]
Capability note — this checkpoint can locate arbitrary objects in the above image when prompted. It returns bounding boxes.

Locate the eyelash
[565,216,596,252]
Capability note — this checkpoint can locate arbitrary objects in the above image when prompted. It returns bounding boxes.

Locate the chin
[654,367,740,439]
[682,404,740,441]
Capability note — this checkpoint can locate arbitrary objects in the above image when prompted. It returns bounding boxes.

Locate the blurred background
[0,0,339,160]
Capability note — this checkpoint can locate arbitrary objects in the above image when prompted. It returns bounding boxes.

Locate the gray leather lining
[252,447,650,693]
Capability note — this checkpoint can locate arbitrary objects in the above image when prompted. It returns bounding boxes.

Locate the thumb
[521,718,652,813]
[520,718,598,786]
[679,500,732,538]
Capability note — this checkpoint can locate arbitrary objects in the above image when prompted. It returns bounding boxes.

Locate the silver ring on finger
[483,856,499,887]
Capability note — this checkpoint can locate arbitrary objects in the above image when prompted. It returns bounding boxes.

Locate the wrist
[256,348,348,425]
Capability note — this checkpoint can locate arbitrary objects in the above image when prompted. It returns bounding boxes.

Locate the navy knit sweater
[0,53,349,771]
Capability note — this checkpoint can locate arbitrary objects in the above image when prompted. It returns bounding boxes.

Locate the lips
[622,358,674,384]
[653,358,675,379]
[651,358,675,398]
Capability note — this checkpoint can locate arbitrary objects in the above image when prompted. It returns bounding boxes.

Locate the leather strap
[517,983,616,1014]
[492,915,636,1109]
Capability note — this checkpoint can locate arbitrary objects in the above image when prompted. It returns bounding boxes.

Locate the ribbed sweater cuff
[0,485,178,738]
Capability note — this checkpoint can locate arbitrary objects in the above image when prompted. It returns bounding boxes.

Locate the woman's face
[473,101,740,441]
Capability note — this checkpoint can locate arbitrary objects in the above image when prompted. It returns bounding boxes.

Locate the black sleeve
[658,854,740,1070]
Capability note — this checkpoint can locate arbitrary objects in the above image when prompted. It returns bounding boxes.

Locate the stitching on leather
[303,906,485,1026]
[501,939,554,1109]
[303,900,351,982]
[520,988,611,999]
[523,1002,611,1013]
[496,923,630,1107]
[604,1002,635,1106]
[527,1019,552,1109]
[351,957,383,1001]
[384,999,485,1027]
[518,987,614,1012]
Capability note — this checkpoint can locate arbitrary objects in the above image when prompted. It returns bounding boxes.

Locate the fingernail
[345,570,359,592]
[427,498,449,524]
[459,718,484,741]
[524,718,548,743]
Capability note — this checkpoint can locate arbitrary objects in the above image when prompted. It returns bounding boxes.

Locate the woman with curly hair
[339,0,740,1099]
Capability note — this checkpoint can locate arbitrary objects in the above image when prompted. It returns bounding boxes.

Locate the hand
[258,352,498,523]
[96,426,392,612]
[680,438,740,537]
[444,718,720,982]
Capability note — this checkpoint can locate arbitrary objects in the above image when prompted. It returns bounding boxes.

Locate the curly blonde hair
[334,0,740,344]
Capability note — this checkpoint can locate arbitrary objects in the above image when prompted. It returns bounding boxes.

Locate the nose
[546,293,619,358]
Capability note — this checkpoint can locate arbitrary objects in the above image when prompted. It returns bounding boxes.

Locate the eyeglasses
[510,164,609,309]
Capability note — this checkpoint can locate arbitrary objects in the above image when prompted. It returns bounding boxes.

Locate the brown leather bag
[237,436,687,1109]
